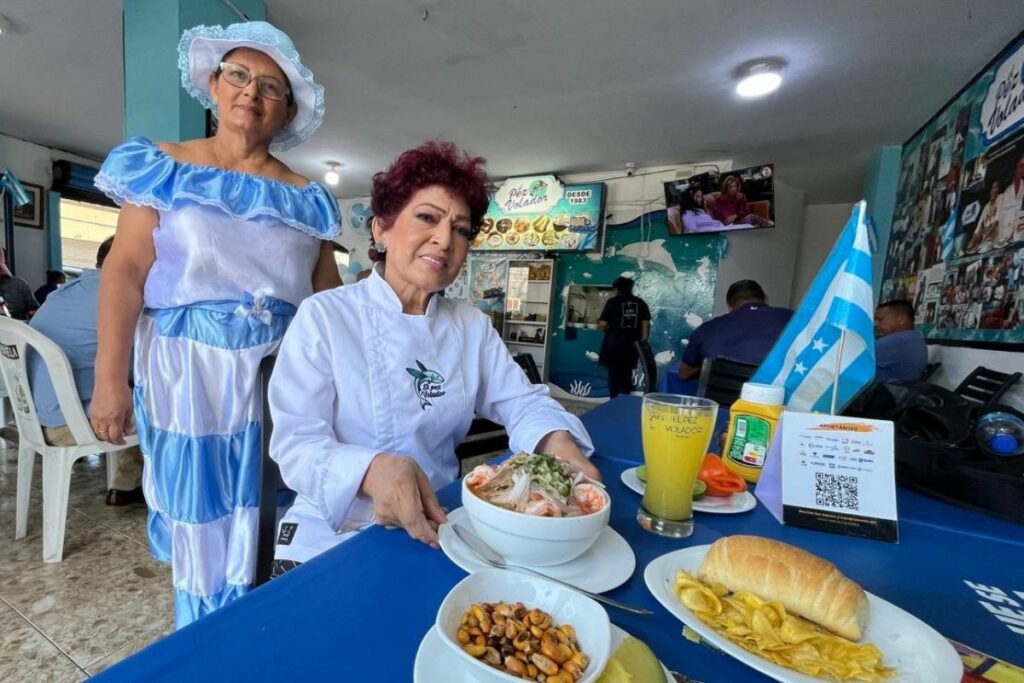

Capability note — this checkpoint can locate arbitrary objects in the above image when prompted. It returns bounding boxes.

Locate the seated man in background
[28,237,144,505]
[873,299,928,382]
[0,248,40,320]
[34,269,67,306]
[678,279,792,379]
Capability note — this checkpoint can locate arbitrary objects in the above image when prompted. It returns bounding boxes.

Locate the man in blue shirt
[678,280,793,379]
[873,299,928,382]
[29,237,144,505]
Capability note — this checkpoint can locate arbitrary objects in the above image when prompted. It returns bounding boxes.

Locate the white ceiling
[2,1,1024,202]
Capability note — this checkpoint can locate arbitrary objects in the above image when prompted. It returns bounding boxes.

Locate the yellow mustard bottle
[722,383,784,483]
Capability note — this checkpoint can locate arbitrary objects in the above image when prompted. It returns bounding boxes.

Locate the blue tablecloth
[95,397,1024,681]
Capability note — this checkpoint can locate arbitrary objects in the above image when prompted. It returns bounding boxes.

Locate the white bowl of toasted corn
[436,569,611,683]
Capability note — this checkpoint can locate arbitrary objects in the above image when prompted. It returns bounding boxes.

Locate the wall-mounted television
[664,163,775,235]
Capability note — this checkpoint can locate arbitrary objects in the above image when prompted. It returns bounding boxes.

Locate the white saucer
[438,507,636,594]
[414,623,673,682]
[620,466,757,514]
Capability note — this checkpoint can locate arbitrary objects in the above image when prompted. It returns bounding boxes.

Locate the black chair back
[920,362,941,382]
[512,353,542,384]
[696,356,760,407]
[953,366,1022,410]
[254,355,286,587]
[634,340,657,393]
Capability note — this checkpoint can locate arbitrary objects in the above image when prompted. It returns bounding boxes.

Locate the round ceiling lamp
[735,60,785,98]
[324,162,342,187]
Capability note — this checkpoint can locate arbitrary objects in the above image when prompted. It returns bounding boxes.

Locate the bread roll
[698,535,868,641]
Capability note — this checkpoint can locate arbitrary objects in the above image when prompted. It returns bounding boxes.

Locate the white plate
[643,546,962,683]
[414,623,672,683]
[620,467,757,514]
[439,507,636,593]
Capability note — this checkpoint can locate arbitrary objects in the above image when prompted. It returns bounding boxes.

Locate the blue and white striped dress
[96,137,340,628]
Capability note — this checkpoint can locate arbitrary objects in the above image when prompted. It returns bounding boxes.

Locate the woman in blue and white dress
[90,21,341,628]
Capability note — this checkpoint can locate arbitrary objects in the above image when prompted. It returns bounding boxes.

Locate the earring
[374,241,387,253]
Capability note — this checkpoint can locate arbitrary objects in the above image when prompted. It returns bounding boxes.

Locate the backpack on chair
[847,381,1024,524]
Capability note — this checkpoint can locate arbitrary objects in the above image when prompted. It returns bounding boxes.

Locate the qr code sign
[814,471,859,511]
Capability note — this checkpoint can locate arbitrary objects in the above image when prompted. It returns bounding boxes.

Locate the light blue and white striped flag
[751,201,875,413]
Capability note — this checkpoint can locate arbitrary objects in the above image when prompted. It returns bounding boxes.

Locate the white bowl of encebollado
[462,453,611,567]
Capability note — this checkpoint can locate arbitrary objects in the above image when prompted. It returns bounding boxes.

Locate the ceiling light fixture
[0,14,12,36]
[324,162,341,186]
[735,60,784,98]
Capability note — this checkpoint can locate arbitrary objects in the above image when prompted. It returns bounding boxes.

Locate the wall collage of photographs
[881,34,1024,345]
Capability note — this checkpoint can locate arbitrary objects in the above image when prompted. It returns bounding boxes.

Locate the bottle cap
[990,433,1020,456]
[740,382,785,406]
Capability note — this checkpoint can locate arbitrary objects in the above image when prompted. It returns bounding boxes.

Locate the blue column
[122,0,266,143]
[862,145,902,304]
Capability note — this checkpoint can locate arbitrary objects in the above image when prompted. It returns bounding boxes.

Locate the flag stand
[829,330,847,415]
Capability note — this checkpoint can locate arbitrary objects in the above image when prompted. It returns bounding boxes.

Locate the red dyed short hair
[369,141,491,262]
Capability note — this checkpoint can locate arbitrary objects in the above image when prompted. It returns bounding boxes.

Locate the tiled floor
[0,448,173,682]
[0,446,501,682]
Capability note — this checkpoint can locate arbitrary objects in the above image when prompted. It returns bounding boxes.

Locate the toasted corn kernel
[482,646,502,667]
[505,655,527,676]
[569,652,589,669]
[464,643,486,657]
[531,653,559,676]
[563,660,584,678]
[456,629,470,645]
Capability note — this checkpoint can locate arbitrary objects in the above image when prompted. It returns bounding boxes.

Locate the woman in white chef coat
[268,141,598,574]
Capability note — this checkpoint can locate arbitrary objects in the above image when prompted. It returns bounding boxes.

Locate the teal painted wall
[863,145,902,302]
[123,0,266,143]
[549,211,723,397]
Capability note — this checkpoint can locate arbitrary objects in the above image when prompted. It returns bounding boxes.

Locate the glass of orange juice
[637,394,718,537]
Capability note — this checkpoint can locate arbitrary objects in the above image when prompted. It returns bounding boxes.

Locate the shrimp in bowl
[461,453,611,566]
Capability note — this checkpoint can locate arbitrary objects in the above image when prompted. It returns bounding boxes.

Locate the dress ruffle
[94,137,340,240]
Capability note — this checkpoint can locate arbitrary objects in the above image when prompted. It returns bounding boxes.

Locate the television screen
[664,163,775,235]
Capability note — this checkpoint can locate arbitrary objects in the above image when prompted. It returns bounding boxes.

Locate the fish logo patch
[406,360,446,410]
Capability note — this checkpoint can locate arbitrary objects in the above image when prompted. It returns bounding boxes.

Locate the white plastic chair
[0,317,139,562]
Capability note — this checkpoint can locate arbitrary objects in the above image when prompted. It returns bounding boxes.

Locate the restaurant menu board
[880,32,1024,346]
[470,176,604,252]
[757,412,898,543]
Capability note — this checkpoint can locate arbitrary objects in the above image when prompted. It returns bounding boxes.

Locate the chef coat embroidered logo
[406,360,446,410]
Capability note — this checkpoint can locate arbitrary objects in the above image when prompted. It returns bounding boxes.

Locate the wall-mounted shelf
[503,258,555,381]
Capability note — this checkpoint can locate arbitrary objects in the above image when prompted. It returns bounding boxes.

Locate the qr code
[814,472,859,511]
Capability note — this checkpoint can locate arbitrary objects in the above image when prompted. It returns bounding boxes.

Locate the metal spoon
[450,523,653,616]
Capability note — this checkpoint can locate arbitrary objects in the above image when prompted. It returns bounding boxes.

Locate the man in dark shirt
[598,277,651,397]
[873,299,928,382]
[0,249,39,320]
[678,279,792,379]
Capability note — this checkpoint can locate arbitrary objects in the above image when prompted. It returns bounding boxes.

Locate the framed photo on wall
[13,182,44,229]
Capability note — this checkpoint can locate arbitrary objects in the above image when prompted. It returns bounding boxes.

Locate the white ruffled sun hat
[178,21,325,152]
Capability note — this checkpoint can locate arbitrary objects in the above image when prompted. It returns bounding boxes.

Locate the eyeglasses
[217,62,291,102]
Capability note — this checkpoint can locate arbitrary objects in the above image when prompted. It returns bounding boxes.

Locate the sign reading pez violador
[981,40,1024,144]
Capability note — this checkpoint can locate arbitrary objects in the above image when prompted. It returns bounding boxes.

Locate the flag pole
[830,330,847,415]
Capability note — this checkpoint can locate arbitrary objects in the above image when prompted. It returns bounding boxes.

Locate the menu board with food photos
[470,176,605,252]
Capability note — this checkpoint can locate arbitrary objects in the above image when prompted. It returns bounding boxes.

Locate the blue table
[95,397,1024,681]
